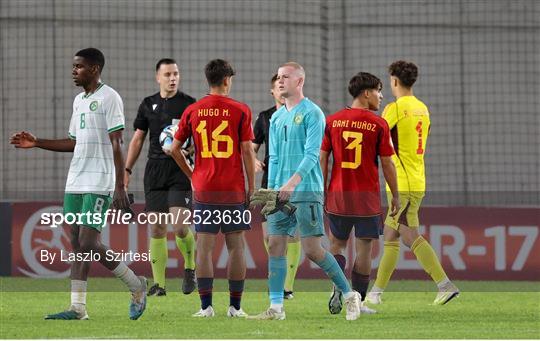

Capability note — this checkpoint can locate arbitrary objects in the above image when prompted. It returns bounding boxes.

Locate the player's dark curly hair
[348,72,382,98]
[388,60,418,88]
[205,59,235,87]
[75,48,105,72]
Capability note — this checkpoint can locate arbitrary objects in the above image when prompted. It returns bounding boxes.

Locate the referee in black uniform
[125,58,196,296]
[252,74,301,299]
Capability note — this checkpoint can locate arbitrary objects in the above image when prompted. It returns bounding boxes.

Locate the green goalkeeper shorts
[63,193,112,231]
[267,201,324,238]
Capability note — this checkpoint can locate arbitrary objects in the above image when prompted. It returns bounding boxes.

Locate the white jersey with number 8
[66,83,125,194]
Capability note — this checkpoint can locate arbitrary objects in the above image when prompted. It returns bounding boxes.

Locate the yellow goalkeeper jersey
[382,95,430,192]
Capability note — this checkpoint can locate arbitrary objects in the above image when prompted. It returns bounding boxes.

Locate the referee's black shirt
[253,106,277,174]
[133,91,196,159]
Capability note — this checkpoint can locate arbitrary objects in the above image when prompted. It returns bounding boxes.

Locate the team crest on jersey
[294,114,304,125]
[89,101,98,111]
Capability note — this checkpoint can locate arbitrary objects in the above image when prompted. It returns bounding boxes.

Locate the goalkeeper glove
[250,189,296,216]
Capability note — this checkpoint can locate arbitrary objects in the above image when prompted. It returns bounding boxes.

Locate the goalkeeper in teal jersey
[249,62,361,321]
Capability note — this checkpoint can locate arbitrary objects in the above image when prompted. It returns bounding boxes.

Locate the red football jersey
[175,94,254,204]
[321,107,394,216]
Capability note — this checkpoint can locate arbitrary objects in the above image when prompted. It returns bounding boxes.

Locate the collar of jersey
[206,93,229,99]
[282,97,307,114]
[159,91,179,101]
[82,82,104,99]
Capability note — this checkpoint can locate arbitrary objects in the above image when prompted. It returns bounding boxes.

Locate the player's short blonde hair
[279,61,305,79]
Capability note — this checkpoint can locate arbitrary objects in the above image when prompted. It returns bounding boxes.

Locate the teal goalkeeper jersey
[267,98,325,203]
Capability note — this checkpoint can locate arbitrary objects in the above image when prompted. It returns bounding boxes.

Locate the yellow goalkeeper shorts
[384,191,425,230]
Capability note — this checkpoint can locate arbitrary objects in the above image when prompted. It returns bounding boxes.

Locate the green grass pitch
[1,278,539,339]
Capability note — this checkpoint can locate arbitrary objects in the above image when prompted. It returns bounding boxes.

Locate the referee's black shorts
[143,158,191,213]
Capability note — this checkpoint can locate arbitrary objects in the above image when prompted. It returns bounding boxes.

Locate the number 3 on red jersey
[341,130,363,169]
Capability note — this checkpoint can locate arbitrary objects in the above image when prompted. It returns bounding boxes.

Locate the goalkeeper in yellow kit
[367,60,459,305]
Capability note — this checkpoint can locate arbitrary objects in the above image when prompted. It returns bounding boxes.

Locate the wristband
[125,168,132,175]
